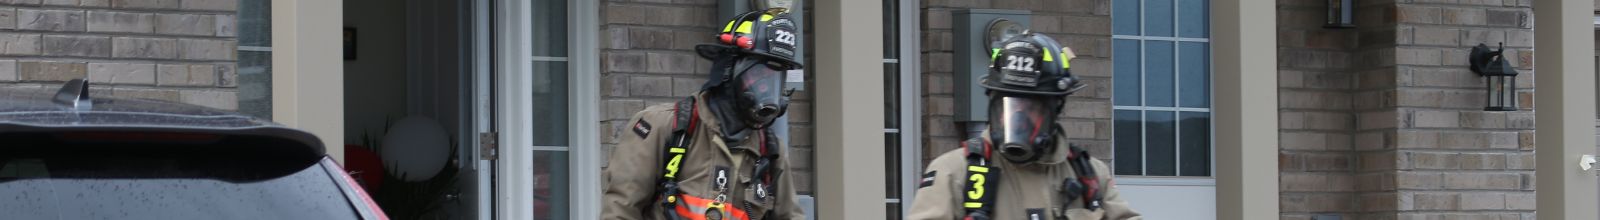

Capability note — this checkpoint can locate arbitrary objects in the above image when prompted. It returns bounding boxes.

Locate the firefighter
[907,33,1142,220]
[602,9,804,220]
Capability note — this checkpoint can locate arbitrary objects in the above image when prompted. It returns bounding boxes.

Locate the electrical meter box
[954,9,1030,122]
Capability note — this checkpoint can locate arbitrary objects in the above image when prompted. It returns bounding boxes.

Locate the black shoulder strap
[749,129,782,202]
[961,138,998,220]
[658,97,699,211]
[1063,144,1103,211]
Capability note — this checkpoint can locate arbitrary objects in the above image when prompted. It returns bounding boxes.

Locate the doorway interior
[341,0,488,219]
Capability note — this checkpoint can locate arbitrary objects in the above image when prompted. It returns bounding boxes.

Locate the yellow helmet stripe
[1062,52,1072,69]
[760,14,774,21]
[989,48,1001,61]
[722,20,738,32]
[1041,48,1054,62]
[736,21,755,34]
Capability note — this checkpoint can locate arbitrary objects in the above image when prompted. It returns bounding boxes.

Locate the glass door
[494,0,599,219]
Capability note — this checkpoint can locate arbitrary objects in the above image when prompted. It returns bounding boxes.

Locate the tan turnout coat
[602,94,804,220]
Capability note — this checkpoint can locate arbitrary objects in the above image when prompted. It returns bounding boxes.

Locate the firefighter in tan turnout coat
[602,9,805,220]
[908,33,1142,220]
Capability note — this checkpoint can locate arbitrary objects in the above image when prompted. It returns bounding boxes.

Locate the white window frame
[1111,0,1216,184]
[493,0,601,219]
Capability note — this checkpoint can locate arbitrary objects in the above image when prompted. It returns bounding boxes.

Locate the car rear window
[0,132,360,220]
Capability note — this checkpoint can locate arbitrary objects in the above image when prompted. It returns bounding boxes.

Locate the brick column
[1376,0,1537,219]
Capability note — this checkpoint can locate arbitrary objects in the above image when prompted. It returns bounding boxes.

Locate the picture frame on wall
[344,27,357,60]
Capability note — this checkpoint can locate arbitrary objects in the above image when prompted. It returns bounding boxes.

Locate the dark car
[0,79,388,220]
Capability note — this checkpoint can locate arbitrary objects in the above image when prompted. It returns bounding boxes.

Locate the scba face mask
[728,60,791,129]
[988,95,1059,163]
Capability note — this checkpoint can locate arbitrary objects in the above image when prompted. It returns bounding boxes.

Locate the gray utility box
[953,9,1030,122]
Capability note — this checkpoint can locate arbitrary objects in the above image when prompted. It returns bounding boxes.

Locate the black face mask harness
[703,52,793,141]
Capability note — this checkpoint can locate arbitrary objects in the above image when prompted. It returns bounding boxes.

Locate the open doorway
[341,0,489,219]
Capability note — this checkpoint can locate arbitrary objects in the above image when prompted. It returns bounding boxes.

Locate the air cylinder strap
[660,98,699,220]
[1065,145,1103,210]
[961,138,998,220]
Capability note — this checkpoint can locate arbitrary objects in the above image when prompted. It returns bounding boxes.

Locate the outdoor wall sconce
[1325,0,1355,28]
[1469,43,1519,111]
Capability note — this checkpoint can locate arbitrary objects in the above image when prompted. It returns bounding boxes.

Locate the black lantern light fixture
[1468,43,1519,111]
[1325,0,1355,28]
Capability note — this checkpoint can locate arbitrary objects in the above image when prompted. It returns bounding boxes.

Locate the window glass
[1179,112,1211,176]
[1144,41,1174,107]
[237,51,273,120]
[884,64,900,127]
[236,0,272,120]
[1144,111,1176,176]
[531,151,570,219]
[238,0,271,47]
[530,62,569,146]
[1179,42,1209,108]
[531,0,568,57]
[1177,0,1209,38]
[884,133,901,199]
[1113,1,1210,177]
[1113,0,1140,35]
[1143,0,1174,37]
[1113,110,1143,176]
[1113,40,1141,106]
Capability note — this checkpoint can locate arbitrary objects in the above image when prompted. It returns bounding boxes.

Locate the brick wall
[597,0,821,194]
[1385,0,1537,219]
[1276,0,1365,218]
[0,0,239,110]
[919,0,1115,167]
[1277,0,1539,219]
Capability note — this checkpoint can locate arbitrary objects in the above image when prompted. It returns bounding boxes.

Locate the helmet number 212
[1003,55,1035,72]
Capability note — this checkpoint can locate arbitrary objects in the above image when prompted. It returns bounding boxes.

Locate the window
[882,0,920,218]
[236,0,272,119]
[1112,0,1211,177]
[526,0,571,219]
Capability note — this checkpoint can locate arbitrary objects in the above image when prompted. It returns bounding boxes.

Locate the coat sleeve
[1090,159,1142,220]
[906,151,967,220]
[772,152,806,220]
[601,110,671,220]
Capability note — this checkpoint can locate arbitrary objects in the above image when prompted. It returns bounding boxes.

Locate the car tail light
[330,159,390,220]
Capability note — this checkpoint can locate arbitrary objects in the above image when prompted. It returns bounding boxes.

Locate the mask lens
[992,96,1050,146]
[738,62,785,100]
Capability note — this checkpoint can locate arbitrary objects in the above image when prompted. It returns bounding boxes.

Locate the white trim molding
[566,0,602,219]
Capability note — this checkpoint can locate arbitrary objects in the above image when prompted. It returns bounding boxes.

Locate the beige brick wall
[0,0,239,110]
[1385,0,1537,218]
[1277,0,1369,218]
[919,0,1115,167]
[1276,0,1541,219]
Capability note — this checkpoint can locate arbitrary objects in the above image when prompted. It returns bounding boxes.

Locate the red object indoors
[344,144,385,189]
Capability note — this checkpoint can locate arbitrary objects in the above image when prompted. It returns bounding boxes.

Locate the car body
[0,79,388,220]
